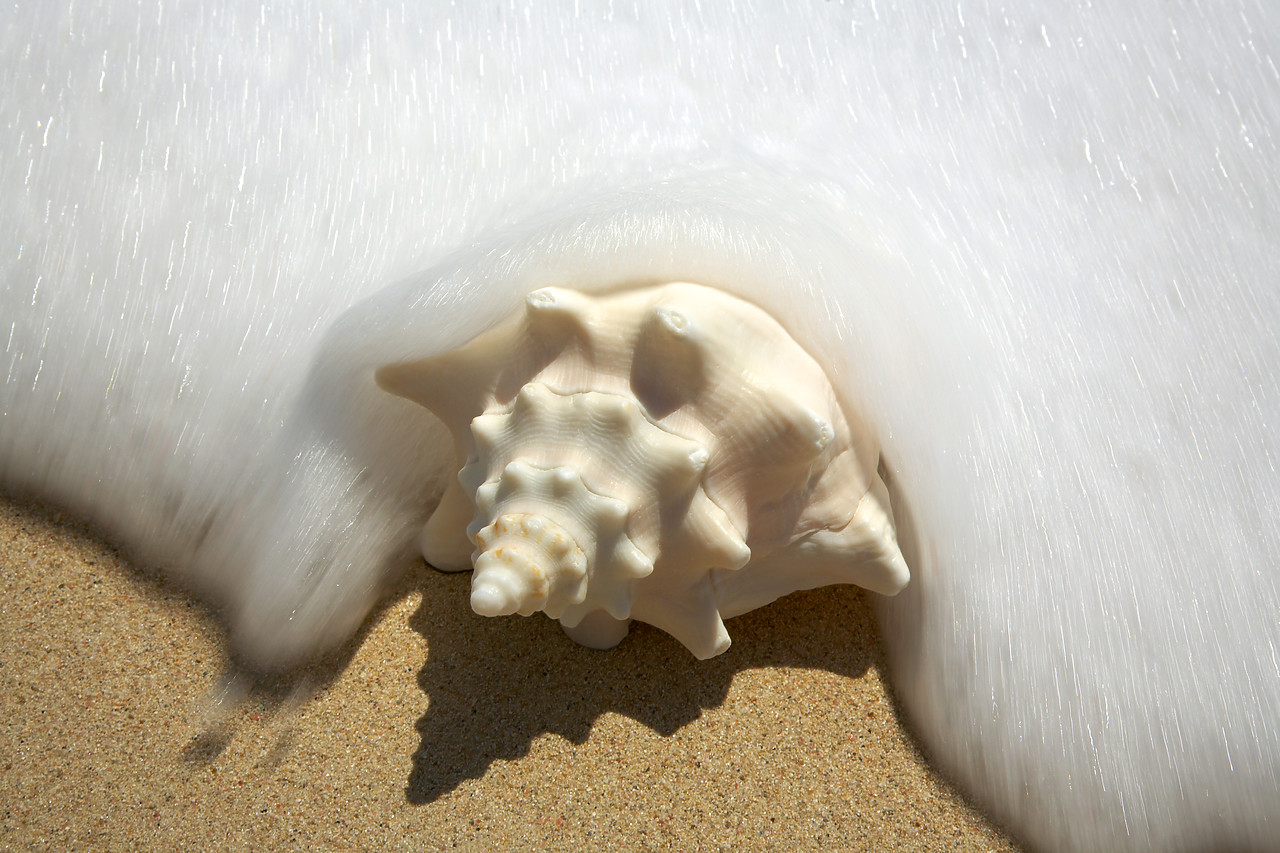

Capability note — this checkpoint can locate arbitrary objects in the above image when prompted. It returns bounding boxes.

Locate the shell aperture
[375,282,909,657]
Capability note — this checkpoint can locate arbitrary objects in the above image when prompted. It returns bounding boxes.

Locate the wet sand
[0,494,1021,851]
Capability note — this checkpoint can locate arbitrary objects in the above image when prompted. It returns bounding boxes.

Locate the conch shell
[376,283,909,658]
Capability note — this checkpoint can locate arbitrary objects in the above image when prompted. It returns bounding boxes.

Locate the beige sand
[0,495,1021,851]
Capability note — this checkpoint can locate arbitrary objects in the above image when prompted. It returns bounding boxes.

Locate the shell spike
[824,480,911,595]
[745,398,838,466]
[797,408,835,455]
[420,484,478,571]
[374,359,449,414]
[660,446,710,494]
[561,609,631,650]
[651,306,694,340]
[632,576,732,660]
[523,287,593,342]
[524,286,585,318]
[631,304,707,417]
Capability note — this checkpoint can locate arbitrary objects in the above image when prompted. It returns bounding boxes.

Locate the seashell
[376,282,909,658]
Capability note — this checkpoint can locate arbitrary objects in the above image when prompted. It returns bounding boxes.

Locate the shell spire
[375,282,909,658]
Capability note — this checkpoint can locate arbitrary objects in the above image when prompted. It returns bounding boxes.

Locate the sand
[0,494,1021,851]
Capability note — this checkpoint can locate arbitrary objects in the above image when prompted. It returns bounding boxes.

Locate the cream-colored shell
[376,282,909,658]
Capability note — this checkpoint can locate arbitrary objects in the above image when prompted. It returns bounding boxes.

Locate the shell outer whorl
[374,282,910,658]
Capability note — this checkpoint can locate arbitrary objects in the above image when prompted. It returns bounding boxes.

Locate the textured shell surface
[376,283,909,658]
[3,3,1280,852]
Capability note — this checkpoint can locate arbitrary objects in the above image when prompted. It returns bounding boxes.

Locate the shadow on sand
[403,567,884,804]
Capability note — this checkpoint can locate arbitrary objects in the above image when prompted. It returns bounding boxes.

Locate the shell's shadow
[404,567,883,804]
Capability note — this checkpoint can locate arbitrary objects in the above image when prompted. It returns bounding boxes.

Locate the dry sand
[0,494,1022,851]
